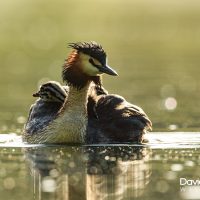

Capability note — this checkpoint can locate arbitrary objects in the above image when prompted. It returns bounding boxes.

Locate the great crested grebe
[23,42,118,144]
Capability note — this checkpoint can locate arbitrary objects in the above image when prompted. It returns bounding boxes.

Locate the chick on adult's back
[24,81,68,136]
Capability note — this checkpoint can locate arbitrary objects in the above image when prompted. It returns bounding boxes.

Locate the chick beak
[99,65,118,76]
[32,92,40,97]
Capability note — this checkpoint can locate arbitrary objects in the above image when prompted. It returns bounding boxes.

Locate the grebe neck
[61,82,92,113]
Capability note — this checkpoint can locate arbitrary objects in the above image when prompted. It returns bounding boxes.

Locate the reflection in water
[1,143,200,200]
[25,147,86,200]
[24,146,151,200]
[86,146,151,200]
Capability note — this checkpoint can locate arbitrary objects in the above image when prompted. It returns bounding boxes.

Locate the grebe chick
[86,91,152,144]
[23,41,117,144]
[33,81,68,102]
[24,81,68,135]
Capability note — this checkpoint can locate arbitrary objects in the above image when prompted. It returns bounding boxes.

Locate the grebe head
[62,41,118,89]
[33,81,67,103]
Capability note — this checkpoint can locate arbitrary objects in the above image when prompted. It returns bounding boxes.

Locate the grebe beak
[99,65,118,76]
[33,92,40,97]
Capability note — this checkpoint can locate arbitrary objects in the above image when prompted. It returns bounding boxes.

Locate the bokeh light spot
[164,97,177,110]
[168,124,178,131]
[3,177,16,190]
[171,164,183,171]
[42,177,56,193]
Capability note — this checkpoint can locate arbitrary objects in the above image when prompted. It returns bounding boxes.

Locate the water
[0,133,200,200]
[1,0,200,199]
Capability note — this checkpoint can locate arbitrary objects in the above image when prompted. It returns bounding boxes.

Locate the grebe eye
[89,58,93,63]
[89,58,99,67]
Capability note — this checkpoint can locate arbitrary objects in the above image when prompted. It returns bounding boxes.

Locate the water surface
[0,133,200,200]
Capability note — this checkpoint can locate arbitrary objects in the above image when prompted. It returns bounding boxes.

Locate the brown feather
[62,50,102,89]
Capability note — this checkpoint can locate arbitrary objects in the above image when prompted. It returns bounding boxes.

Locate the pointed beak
[32,92,40,97]
[99,65,118,76]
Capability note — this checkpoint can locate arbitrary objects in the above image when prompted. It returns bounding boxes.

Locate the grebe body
[24,81,152,144]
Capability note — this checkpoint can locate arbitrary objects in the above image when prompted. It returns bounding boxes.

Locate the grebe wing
[123,102,152,130]
[95,94,152,129]
[87,94,152,143]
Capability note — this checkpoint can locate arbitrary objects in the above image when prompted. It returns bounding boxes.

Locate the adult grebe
[23,41,117,144]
